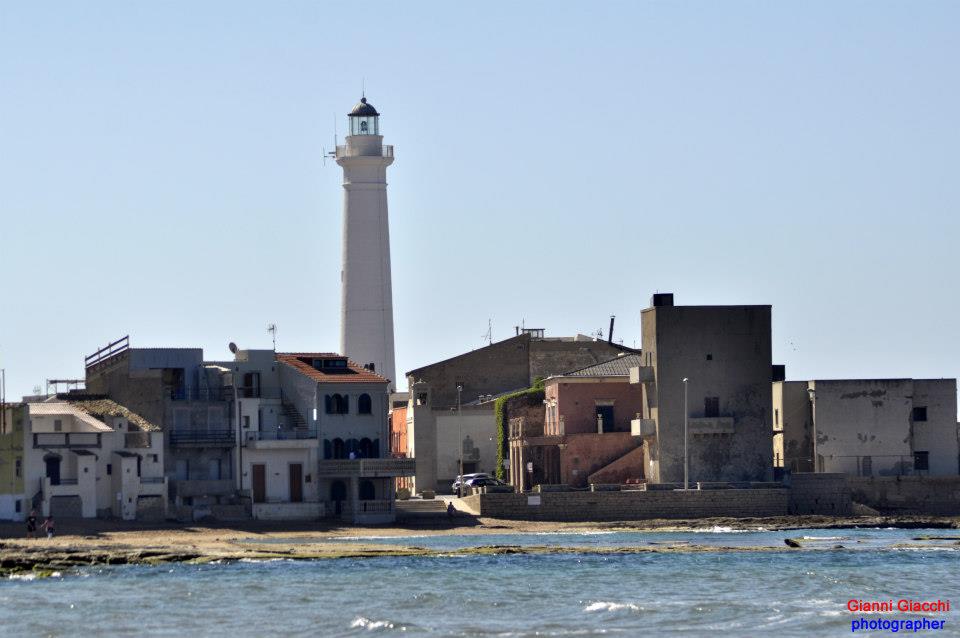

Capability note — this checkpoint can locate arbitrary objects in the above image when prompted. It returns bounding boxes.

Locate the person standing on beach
[40,514,55,539]
[26,510,37,539]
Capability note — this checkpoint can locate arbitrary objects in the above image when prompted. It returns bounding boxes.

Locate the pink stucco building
[510,353,645,489]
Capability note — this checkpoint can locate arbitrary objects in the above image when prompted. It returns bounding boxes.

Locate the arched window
[359,480,375,500]
[332,438,345,459]
[347,438,359,458]
[358,393,372,414]
[323,439,332,460]
[324,395,333,414]
[339,394,349,414]
[359,437,373,458]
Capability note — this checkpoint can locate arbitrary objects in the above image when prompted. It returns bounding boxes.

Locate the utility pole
[683,377,689,490]
[457,384,464,498]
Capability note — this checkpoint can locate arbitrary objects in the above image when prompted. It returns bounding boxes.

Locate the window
[861,456,872,477]
[15,458,21,478]
[325,394,349,414]
[912,407,927,422]
[54,419,62,432]
[106,464,112,475]
[150,454,159,463]
[416,392,428,406]
[15,500,21,514]
[774,409,779,427]
[706,354,713,361]
[704,397,720,418]
[914,451,930,472]
[242,415,251,429]
[358,393,372,414]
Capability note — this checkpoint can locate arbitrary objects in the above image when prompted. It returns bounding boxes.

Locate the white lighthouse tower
[336,96,396,389]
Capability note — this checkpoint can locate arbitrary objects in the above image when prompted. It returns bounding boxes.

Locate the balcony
[316,458,416,478]
[245,428,318,450]
[34,432,101,449]
[169,428,234,448]
[631,417,657,437]
[508,417,544,440]
[335,144,394,159]
[139,476,167,497]
[689,417,735,435]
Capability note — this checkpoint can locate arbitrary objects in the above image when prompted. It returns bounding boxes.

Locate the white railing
[316,458,416,477]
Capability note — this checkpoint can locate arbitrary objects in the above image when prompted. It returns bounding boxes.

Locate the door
[289,464,303,503]
[252,464,266,503]
[45,455,61,486]
[175,459,189,481]
[208,458,221,480]
[596,405,615,433]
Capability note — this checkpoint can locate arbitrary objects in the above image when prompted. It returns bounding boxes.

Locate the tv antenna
[267,324,278,350]
[481,319,492,346]
[321,113,338,166]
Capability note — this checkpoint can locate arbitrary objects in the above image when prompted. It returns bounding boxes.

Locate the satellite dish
[228,342,238,354]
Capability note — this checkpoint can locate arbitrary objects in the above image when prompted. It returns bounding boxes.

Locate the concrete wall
[242,447,319,504]
[849,476,960,515]
[802,379,958,477]
[461,487,789,521]
[642,304,772,484]
[529,338,634,383]
[0,405,25,520]
[435,408,496,488]
[773,381,813,470]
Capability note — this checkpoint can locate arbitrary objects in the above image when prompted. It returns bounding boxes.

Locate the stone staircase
[587,446,645,485]
[395,498,450,522]
[281,403,308,431]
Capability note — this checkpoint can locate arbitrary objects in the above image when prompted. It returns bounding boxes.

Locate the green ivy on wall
[493,377,545,481]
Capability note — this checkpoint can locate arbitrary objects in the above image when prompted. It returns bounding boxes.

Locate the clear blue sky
[1,2,958,411]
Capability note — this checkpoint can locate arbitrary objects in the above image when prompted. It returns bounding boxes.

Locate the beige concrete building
[406,330,636,493]
[774,378,959,476]
[630,294,773,484]
[24,397,167,520]
[0,404,26,521]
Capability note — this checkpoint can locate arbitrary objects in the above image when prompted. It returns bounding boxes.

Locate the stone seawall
[849,476,960,515]
[460,488,790,522]
[788,473,852,516]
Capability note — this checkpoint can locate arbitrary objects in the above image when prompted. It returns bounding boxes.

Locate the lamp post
[682,377,689,490]
[457,384,464,498]
[807,387,817,472]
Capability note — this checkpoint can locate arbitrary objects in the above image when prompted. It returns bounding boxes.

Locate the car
[465,476,506,488]
[451,473,491,493]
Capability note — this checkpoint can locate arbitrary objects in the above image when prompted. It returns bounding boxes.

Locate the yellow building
[1,403,26,521]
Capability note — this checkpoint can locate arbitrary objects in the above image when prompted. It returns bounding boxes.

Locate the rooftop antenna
[267,324,278,351]
[481,319,492,346]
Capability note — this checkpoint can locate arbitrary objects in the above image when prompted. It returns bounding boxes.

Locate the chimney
[608,315,615,344]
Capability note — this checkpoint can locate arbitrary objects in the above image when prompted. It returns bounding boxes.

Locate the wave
[689,526,753,533]
[584,601,640,613]
[350,617,396,630]
[801,536,847,541]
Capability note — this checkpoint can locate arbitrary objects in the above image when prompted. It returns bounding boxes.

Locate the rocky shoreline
[1,514,957,578]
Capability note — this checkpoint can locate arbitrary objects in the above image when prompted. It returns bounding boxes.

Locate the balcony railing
[169,428,234,447]
[34,432,101,448]
[335,144,394,158]
[317,458,416,477]
[141,476,165,484]
[247,429,318,441]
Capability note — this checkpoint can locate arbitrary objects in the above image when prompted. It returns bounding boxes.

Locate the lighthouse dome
[349,97,379,117]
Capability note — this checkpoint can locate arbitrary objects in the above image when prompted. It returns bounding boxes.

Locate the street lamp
[457,384,464,498]
[807,387,817,472]
[682,377,689,490]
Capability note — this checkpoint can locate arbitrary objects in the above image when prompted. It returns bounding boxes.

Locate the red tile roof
[276,353,390,385]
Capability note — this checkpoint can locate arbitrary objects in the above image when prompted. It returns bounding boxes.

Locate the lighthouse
[336,97,397,390]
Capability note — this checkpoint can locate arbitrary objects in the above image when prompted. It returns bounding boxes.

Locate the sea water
[1,528,957,637]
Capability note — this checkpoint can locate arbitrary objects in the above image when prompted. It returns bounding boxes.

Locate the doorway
[289,464,303,503]
[44,455,61,486]
[252,464,266,503]
[330,480,347,515]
